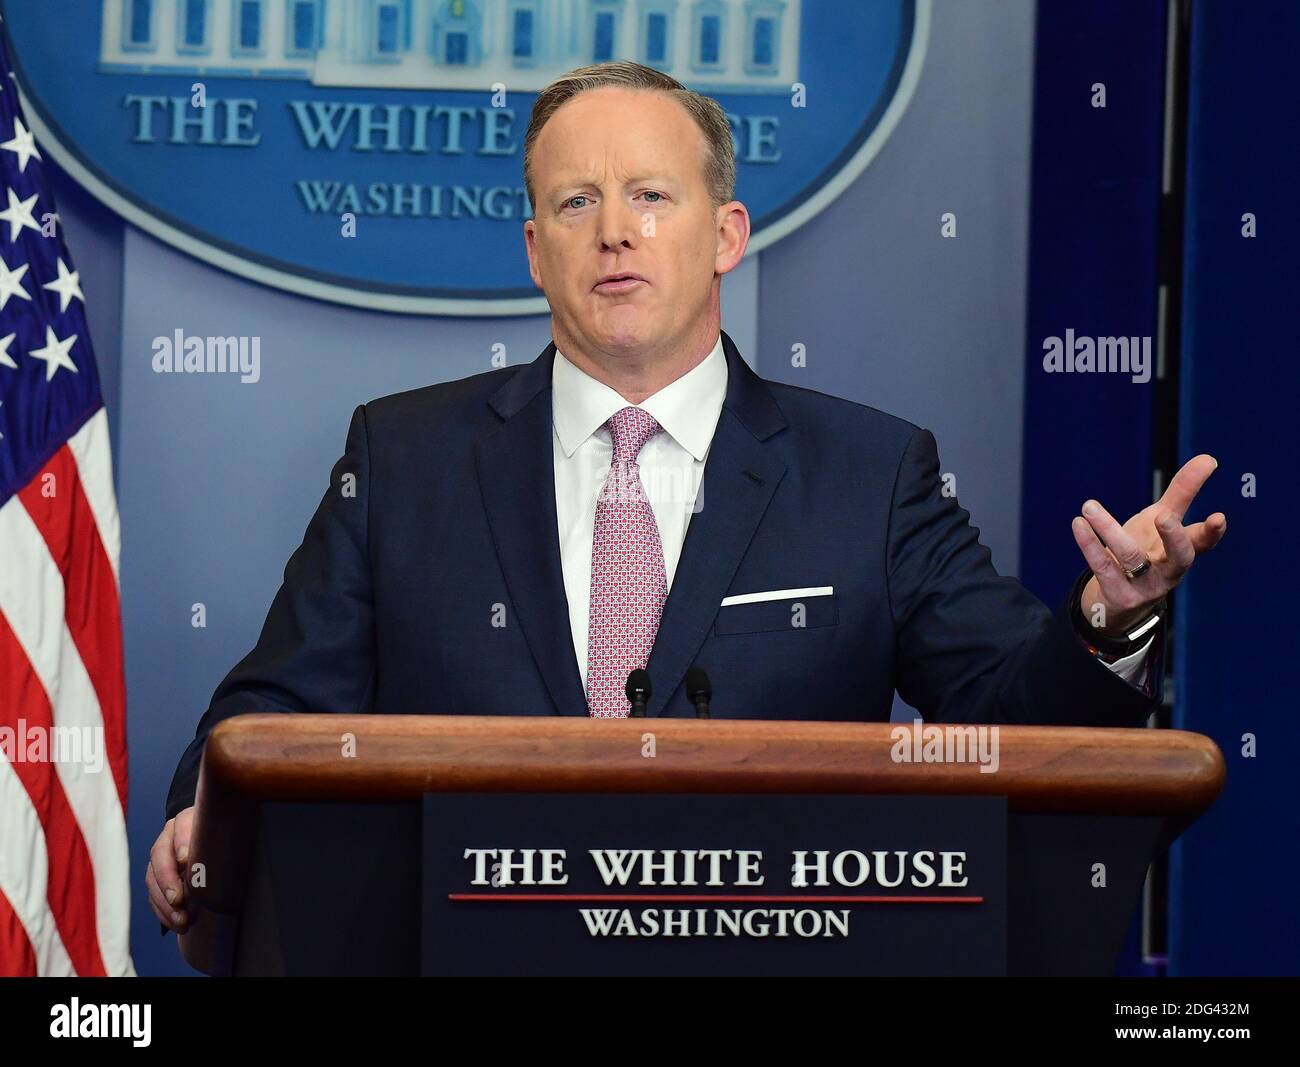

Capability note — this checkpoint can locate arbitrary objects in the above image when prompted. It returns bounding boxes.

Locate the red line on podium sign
[448,894,984,904]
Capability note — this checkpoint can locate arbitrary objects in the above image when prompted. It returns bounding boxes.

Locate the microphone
[686,666,712,719]
[625,669,651,717]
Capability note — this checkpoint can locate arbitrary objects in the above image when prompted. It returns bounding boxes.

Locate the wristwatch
[1068,568,1166,660]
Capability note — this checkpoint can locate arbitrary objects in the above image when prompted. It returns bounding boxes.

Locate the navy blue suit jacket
[165,331,1159,818]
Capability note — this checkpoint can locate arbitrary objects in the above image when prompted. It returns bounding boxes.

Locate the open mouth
[594,275,647,293]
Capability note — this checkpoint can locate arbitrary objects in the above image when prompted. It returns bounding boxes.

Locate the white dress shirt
[553,333,728,693]
[550,332,1150,697]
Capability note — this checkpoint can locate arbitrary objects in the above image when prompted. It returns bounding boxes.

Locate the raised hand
[1071,454,1227,637]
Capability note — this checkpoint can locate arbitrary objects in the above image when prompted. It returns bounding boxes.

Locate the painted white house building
[98,0,801,92]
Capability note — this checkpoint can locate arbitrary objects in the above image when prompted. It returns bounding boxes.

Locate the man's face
[524,87,735,359]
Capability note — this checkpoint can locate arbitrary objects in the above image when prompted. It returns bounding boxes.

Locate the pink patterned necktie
[586,406,668,717]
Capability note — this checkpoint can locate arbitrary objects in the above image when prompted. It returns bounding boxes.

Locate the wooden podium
[177,714,1224,976]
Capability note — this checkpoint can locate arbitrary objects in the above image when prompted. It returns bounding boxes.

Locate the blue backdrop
[1168,0,1299,977]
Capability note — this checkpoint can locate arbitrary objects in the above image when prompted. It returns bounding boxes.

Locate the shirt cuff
[1091,634,1154,687]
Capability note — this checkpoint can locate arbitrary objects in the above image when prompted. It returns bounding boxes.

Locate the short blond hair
[523,60,735,213]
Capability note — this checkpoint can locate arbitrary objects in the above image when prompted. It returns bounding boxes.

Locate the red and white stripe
[0,407,133,975]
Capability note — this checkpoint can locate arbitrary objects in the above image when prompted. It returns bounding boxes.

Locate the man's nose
[597,199,639,251]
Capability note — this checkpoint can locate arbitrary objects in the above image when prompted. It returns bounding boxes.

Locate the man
[147,62,1226,934]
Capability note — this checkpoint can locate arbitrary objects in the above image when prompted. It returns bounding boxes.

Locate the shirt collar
[551,333,727,461]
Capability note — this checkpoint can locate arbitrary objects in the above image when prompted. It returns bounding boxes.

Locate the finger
[150,824,185,909]
[1080,499,1149,574]
[146,861,188,931]
[144,861,168,923]
[1154,509,1196,578]
[173,806,195,868]
[1186,513,1227,553]
[1156,454,1218,521]
[1072,516,1140,608]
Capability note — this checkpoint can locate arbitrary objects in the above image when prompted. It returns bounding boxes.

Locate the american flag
[0,30,133,975]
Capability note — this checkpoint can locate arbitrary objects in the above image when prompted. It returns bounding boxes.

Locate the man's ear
[715,201,750,276]
[523,220,543,290]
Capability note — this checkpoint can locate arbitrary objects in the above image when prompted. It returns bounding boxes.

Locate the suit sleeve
[885,427,1161,727]
[164,404,377,819]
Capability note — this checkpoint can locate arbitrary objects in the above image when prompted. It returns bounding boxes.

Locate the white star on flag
[0,330,16,369]
[0,116,41,172]
[0,253,29,309]
[27,323,78,381]
[0,186,39,241]
[42,257,83,313]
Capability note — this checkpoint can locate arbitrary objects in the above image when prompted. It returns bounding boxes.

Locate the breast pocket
[713,590,839,636]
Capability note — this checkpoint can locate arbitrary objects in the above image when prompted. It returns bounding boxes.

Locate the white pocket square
[719,586,834,607]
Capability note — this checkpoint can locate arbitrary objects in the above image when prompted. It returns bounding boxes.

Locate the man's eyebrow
[548,175,677,195]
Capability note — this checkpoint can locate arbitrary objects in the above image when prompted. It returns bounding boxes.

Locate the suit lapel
[475,331,788,719]
[644,332,788,716]
[475,342,588,715]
